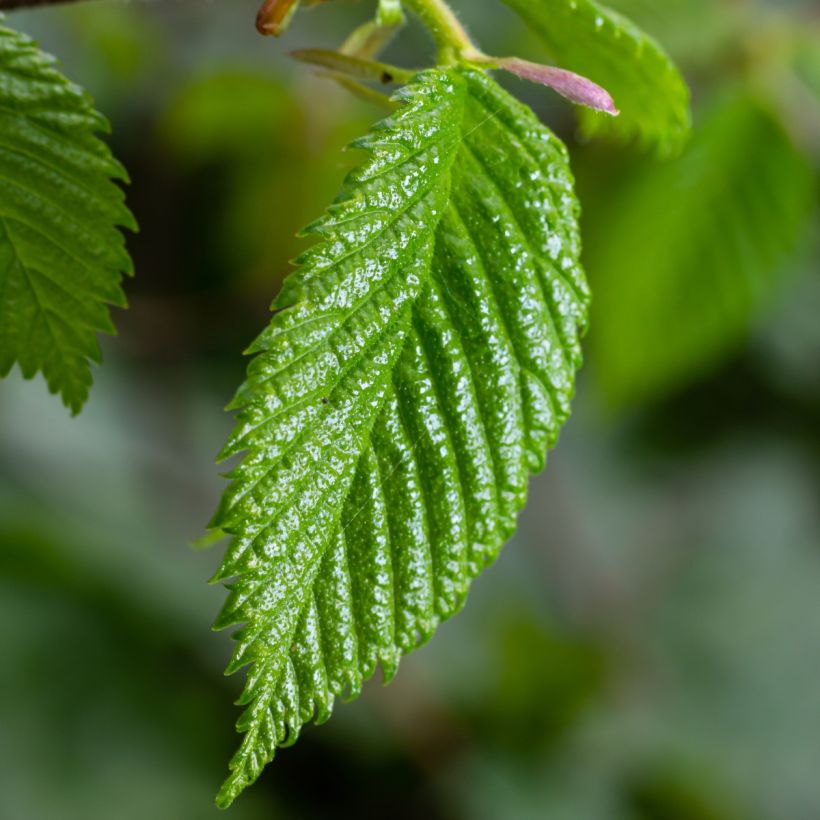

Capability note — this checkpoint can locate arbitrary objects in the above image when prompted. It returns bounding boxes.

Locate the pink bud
[499,57,619,116]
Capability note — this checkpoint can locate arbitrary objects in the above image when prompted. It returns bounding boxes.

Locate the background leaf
[212,67,590,806]
[584,90,816,406]
[499,0,691,152]
[0,21,135,414]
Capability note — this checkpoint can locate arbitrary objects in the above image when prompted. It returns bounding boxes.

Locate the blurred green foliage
[576,0,819,408]
[1,0,819,818]
[584,90,814,404]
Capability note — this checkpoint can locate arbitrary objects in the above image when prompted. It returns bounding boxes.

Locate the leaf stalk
[401,0,475,63]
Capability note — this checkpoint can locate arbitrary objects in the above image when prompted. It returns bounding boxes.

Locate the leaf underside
[500,0,691,153]
[0,21,135,414]
[211,67,590,807]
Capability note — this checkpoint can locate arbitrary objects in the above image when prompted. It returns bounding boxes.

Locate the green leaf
[0,21,135,414]
[585,91,815,405]
[794,37,820,105]
[211,67,590,807]
[499,0,691,153]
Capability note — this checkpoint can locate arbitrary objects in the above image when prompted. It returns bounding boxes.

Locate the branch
[0,0,80,9]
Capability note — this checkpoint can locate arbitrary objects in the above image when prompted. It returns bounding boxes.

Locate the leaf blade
[0,21,135,413]
[212,67,590,807]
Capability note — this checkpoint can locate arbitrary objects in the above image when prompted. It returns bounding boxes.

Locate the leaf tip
[215,784,236,811]
[190,528,227,551]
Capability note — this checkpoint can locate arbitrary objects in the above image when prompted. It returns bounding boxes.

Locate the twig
[0,0,80,9]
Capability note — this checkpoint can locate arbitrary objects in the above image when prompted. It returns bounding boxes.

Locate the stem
[376,0,405,28]
[401,0,475,63]
[0,0,483,68]
[0,0,78,8]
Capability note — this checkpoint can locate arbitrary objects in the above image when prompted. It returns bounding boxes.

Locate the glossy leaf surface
[211,67,590,807]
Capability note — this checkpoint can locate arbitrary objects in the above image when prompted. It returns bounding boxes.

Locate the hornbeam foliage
[0,0,695,810]
[587,91,814,404]
[500,0,691,152]
[0,21,135,414]
[210,67,590,807]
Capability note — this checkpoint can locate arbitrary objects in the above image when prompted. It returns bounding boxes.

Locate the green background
[1,1,818,818]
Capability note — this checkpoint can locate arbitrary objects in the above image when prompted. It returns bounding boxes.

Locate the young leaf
[585,91,815,405]
[500,0,691,153]
[497,57,619,116]
[211,67,590,806]
[0,21,135,414]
